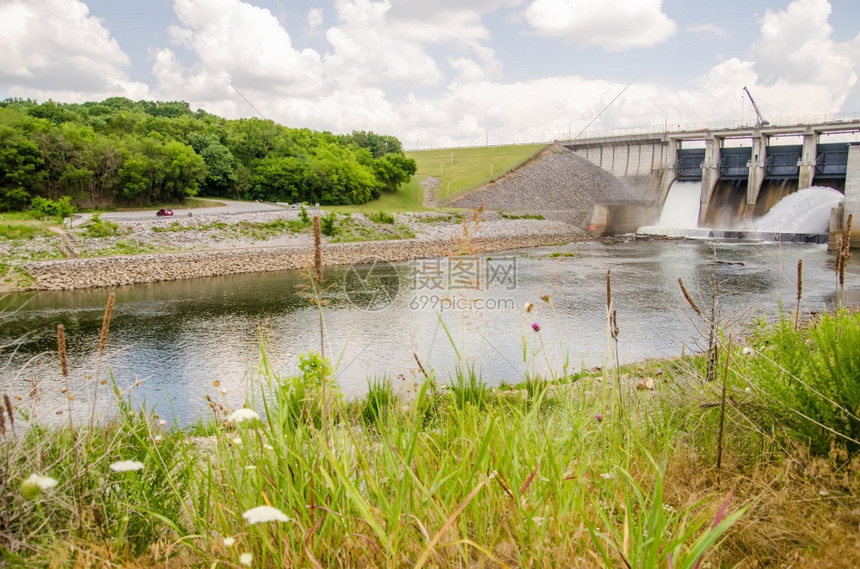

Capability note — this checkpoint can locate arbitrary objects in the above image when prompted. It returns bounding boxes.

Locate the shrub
[30,196,75,221]
[83,213,120,238]
[368,211,395,224]
[320,212,338,237]
[299,205,310,224]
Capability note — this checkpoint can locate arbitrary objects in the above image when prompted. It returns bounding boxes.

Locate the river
[2,238,856,426]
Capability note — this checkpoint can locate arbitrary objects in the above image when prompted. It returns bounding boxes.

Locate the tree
[0,126,44,210]
[373,153,417,193]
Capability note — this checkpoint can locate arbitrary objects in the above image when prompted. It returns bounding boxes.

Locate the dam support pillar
[832,144,860,250]
[658,137,679,207]
[746,131,768,206]
[798,127,818,190]
[698,134,721,225]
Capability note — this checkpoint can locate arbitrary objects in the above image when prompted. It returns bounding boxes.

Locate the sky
[2,0,860,149]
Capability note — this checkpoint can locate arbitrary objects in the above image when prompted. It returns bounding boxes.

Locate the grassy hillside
[406,144,547,204]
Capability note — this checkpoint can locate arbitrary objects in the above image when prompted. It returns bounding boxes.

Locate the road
[74,200,291,224]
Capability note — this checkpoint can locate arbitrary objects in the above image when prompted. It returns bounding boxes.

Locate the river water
[2,239,856,426]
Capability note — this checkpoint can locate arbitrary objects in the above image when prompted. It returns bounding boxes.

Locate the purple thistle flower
[531,322,540,332]
[595,413,604,422]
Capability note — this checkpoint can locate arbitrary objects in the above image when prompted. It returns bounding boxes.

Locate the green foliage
[320,212,338,237]
[741,310,860,454]
[361,377,398,425]
[448,362,489,409]
[367,210,395,224]
[29,196,75,221]
[299,204,310,223]
[83,213,120,238]
[274,351,331,430]
[0,99,409,212]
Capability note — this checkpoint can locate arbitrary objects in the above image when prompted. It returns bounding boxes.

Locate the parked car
[156,208,174,217]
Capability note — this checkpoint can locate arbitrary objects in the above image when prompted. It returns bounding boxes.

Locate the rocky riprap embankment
[447,144,641,224]
[18,212,586,291]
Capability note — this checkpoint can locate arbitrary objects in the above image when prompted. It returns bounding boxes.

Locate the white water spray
[752,186,843,234]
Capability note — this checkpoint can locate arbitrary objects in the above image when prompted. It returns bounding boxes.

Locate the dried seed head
[796,258,803,302]
[3,394,12,428]
[98,292,116,355]
[606,270,613,310]
[57,324,68,378]
[678,277,702,317]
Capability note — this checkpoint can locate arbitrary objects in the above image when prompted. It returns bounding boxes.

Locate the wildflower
[531,322,540,332]
[540,294,550,303]
[600,472,614,480]
[223,537,235,547]
[153,435,163,443]
[227,408,260,423]
[231,436,242,446]
[109,460,144,472]
[242,505,290,524]
[742,347,753,356]
[221,388,228,395]
[21,474,58,500]
[524,302,534,313]
[595,413,604,423]
[239,552,253,566]
[158,419,167,426]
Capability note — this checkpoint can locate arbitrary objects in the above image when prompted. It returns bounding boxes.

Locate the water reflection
[2,239,857,425]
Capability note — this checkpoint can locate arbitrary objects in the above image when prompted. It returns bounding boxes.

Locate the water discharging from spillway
[639,183,843,239]
[638,181,705,237]
[751,186,843,234]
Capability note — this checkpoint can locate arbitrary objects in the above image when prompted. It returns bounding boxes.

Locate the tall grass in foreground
[2,307,860,566]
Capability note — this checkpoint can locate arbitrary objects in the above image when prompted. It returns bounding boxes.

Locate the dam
[559,114,860,247]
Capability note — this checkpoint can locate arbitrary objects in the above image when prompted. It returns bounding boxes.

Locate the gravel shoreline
[12,210,588,291]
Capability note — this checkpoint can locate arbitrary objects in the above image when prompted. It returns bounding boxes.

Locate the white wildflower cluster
[109,460,144,472]
[242,505,290,525]
[21,474,58,500]
[227,408,260,424]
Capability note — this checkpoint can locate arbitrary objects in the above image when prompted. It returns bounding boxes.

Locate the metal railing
[556,111,860,142]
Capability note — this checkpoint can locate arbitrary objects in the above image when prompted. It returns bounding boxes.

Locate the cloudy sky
[2,0,860,148]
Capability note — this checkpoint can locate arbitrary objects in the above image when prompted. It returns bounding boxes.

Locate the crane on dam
[743,86,770,127]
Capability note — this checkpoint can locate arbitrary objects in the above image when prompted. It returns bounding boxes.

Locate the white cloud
[162,0,325,95]
[524,0,676,51]
[686,24,729,40]
[752,0,855,90]
[0,0,149,100]
[307,8,323,31]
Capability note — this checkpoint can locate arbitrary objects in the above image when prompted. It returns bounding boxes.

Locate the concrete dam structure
[560,117,860,247]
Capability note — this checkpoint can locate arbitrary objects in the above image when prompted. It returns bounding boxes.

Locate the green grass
[406,144,547,203]
[322,178,429,214]
[2,304,860,566]
[0,212,55,240]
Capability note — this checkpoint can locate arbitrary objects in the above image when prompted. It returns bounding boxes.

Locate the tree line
[0,97,417,211]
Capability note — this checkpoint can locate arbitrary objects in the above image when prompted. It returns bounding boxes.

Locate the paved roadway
[72,200,292,224]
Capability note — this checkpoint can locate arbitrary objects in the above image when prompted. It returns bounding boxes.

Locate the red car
[156,208,174,217]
